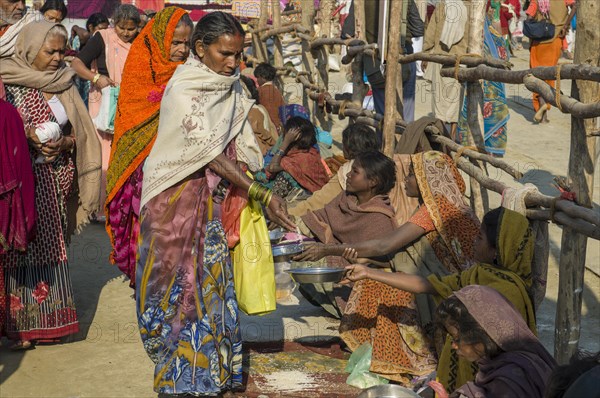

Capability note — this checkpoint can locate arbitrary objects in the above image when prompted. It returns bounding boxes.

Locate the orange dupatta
[105,6,188,242]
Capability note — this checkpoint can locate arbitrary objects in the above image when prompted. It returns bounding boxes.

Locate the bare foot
[10,340,34,350]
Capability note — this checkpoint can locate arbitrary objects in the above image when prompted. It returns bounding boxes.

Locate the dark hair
[254,62,277,81]
[342,123,381,159]
[176,12,193,29]
[191,12,245,56]
[112,4,141,26]
[240,75,259,101]
[545,351,600,398]
[40,0,67,19]
[86,13,109,32]
[482,207,503,250]
[353,151,396,196]
[435,295,501,359]
[284,116,317,150]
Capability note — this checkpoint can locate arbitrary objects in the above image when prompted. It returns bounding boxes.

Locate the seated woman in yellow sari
[342,207,538,392]
[296,151,481,384]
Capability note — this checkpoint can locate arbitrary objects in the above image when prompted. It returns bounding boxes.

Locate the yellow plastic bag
[232,197,276,315]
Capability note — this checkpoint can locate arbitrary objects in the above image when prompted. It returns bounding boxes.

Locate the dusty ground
[0,48,598,397]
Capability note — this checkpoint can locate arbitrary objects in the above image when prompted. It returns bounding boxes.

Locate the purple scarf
[452,286,556,398]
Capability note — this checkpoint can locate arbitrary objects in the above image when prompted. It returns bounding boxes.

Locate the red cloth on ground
[280,147,329,193]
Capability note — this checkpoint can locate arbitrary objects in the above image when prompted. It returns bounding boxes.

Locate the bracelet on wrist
[248,181,273,207]
[92,73,101,85]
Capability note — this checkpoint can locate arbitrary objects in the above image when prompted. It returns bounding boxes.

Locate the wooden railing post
[465,0,489,220]
[271,0,284,90]
[300,0,317,121]
[382,0,403,157]
[351,0,367,109]
[555,0,599,364]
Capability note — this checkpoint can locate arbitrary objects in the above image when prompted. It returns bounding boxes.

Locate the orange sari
[105,7,188,286]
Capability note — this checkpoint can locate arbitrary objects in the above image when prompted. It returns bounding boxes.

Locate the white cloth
[501,183,538,215]
[412,36,424,77]
[337,159,353,190]
[440,0,468,48]
[47,95,69,127]
[141,56,263,209]
[0,10,41,58]
[34,121,61,163]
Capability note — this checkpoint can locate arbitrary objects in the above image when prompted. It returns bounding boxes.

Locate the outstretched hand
[427,381,449,398]
[265,194,296,231]
[293,241,327,261]
[340,264,370,284]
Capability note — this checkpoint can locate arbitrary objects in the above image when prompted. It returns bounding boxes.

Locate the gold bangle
[92,73,101,85]
[264,190,273,207]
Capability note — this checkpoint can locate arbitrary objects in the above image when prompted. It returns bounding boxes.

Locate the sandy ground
[0,48,598,397]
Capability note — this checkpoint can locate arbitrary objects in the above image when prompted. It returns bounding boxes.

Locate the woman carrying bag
[71,4,140,220]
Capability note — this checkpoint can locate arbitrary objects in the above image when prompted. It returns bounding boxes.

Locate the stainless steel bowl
[285,267,346,284]
[272,242,303,262]
[268,228,285,243]
[357,385,421,398]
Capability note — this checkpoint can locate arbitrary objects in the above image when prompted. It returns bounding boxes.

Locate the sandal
[10,340,34,350]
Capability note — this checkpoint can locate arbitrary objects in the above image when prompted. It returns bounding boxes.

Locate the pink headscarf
[453,286,556,398]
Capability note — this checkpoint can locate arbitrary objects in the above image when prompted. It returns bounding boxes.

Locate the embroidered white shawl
[141,56,263,208]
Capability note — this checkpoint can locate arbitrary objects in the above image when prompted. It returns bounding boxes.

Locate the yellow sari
[428,208,537,391]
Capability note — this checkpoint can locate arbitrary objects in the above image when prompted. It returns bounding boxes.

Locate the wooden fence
[246,0,600,363]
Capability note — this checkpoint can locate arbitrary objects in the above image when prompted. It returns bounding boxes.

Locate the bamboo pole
[440,63,600,83]
[315,0,333,131]
[454,156,600,240]
[399,52,512,69]
[522,75,600,119]
[350,0,368,109]
[300,0,317,122]
[260,24,311,40]
[555,0,600,364]
[382,0,403,157]
[272,0,284,90]
[341,42,378,63]
[464,0,489,220]
[254,0,270,62]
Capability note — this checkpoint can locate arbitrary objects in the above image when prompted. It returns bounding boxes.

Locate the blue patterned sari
[457,19,510,157]
[136,173,242,395]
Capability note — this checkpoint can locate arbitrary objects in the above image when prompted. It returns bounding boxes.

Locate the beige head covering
[0,20,102,231]
[141,56,263,209]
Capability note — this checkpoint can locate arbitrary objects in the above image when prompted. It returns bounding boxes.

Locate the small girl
[430,285,556,398]
[298,151,439,380]
[261,116,329,199]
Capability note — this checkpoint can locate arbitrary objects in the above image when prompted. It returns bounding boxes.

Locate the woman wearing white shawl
[135,12,294,396]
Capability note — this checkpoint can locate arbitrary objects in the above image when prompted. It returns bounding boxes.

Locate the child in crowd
[259,116,329,198]
[428,285,556,398]
[254,62,285,131]
[341,207,539,390]
[240,75,278,155]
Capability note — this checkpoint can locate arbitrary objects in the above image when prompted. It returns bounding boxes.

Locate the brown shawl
[302,192,397,246]
[0,20,102,230]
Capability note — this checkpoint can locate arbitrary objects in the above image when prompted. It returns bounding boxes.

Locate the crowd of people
[0,0,595,397]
